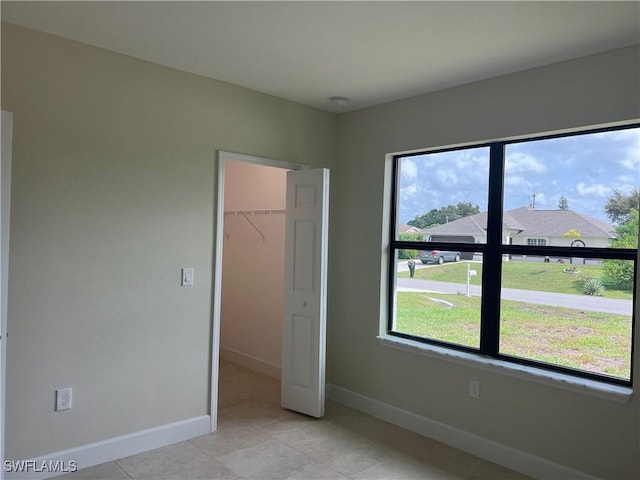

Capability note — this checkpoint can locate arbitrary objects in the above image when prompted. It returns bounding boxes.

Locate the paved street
[396,262,633,316]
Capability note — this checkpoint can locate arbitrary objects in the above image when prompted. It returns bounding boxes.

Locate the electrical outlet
[56,387,72,411]
[469,380,480,399]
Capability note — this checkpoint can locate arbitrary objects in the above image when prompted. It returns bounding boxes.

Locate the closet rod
[223,210,285,241]
[224,209,286,216]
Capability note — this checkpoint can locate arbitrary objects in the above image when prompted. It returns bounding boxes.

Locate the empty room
[1,2,639,479]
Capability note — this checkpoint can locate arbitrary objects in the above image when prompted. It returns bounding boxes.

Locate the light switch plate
[182,268,194,287]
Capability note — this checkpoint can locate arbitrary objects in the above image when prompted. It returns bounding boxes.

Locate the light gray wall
[0,23,336,459]
[330,45,639,479]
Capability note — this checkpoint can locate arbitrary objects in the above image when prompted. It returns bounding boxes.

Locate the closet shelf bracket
[242,214,265,242]
[223,210,285,241]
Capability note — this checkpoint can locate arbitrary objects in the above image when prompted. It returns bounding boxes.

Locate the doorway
[210,152,303,431]
[220,161,287,372]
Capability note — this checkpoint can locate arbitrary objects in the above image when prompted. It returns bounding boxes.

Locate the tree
[613,209,640,239]
[604,187,639,224]
[558,195,569,210]
[455,201,480,217]
[602,188,638,288]
[408,202,480,228]
[407,209,439,228]
[563,229,580,240]
[604,208,638,289]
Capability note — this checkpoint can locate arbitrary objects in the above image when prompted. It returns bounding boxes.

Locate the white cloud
[593,129,639,141]
[533,192,548,207]
[454,152,488,172]
[619,126,639,172]
[436,169,458,185]
[594,127,640,172]
[619,154,640,171]
[557,157,576,167]
[505,152,547,175]
[401,184,417,197]
[401,158,418,180]
[617,174,635,184]
[504,175,528,187]
[576,182,608,197]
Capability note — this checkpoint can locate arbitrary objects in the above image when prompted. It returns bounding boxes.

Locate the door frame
[1,110,13,480]
[210,151,306,432]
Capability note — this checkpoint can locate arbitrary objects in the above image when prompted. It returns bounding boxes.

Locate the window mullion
[480,143,505,355]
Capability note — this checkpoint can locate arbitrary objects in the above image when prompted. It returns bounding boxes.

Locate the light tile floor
[60,359,529,479]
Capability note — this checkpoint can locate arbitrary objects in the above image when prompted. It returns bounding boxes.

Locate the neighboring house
[421,206,616,247]
[398,224,423,235]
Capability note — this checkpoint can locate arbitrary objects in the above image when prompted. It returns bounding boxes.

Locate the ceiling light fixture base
[329,96,349,107]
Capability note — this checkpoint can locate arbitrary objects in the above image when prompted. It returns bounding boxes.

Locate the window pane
[392,251,483,349]
[525,239,546,246]
[499,256,634,380]
[396,147,490,243]
[503,128,640,249]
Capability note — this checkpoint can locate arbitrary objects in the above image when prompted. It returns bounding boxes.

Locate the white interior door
[1,110,13,480]
[281,168,329,418]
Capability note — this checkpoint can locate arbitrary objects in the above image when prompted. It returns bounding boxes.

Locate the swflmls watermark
[4,460,78,474]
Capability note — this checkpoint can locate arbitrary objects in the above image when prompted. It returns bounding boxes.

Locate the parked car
[420,250,461,264]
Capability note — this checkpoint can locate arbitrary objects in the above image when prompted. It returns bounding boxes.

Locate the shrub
[603,259,634,290]
[398,249,418,260]
[398,232,422,260]
[584,278,605,296]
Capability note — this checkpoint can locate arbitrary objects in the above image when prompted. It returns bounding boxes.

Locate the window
[526,238,547,246]
[389,124,639,386]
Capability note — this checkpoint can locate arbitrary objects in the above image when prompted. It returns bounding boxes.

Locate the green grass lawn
[398,260,633,299]
[396,292,632,380]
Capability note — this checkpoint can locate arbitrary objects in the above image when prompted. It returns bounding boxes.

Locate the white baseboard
[220,346,281,379]
[327,384,598,480]
[5,415,211,480]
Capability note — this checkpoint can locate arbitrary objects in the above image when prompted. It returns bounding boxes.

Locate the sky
[398,126,640,225]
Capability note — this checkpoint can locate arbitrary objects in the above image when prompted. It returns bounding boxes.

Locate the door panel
[291,314,314,387]
[293,221,315,291]
[281,168,329,418]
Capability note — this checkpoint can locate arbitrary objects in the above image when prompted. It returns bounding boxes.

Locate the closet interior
[220,160,288,387]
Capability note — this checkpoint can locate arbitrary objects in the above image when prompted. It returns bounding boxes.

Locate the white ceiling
[2,1,639,113]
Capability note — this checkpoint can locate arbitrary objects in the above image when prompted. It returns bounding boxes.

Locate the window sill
[377,334,633,404]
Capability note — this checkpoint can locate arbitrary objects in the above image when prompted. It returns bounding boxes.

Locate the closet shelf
[224,209,285,216]
[223,209,285,241]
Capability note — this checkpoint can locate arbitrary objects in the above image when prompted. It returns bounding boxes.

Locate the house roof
[398,224,422,234]
[419,213,488,236]
[421,206,616,239]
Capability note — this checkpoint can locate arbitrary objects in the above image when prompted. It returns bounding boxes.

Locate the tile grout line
[113,459,134,480]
